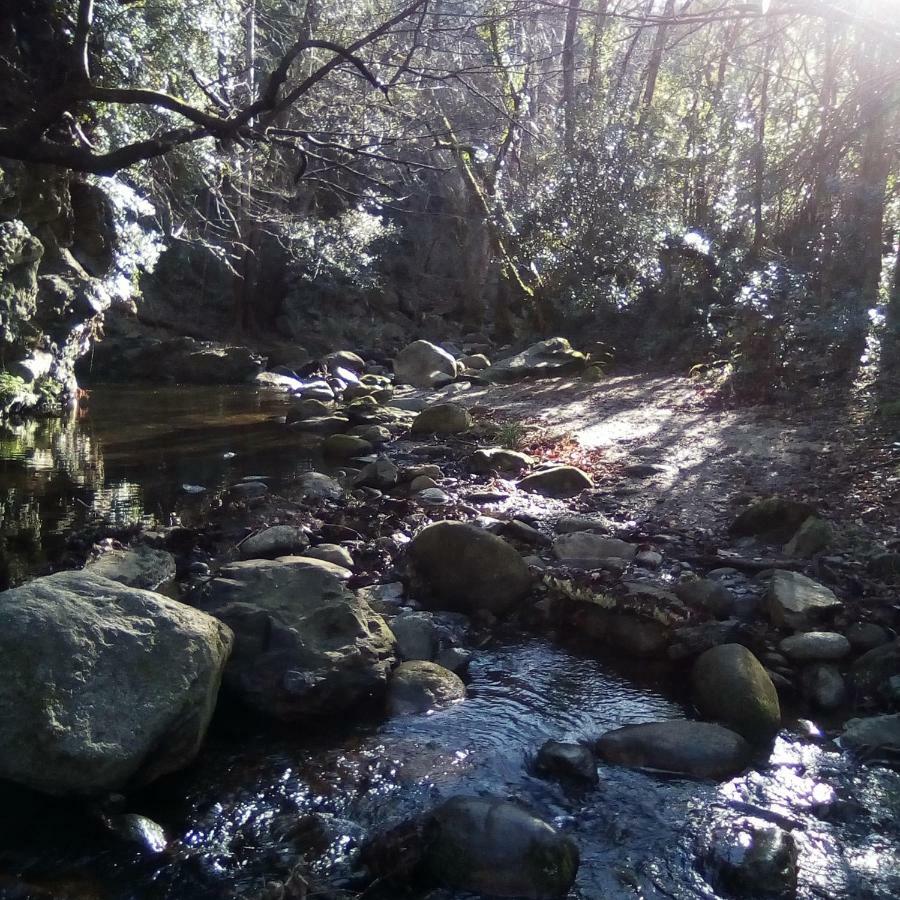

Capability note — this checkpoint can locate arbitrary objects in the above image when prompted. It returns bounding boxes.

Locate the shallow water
[1,387,899,899]
[0,385,304,587]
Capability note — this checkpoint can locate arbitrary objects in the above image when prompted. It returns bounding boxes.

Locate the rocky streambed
[2,338,900,899]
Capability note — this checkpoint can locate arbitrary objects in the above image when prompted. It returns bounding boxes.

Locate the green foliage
[497,420,528,451]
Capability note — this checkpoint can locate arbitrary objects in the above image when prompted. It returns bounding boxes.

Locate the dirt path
[460,372,892,536]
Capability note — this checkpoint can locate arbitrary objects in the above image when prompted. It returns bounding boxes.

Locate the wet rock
[518,466,593,498]
[322,434,373,459]
[418,796,579,898]
[730,497,816,541]
[850,639,900,700]
[702,817,798,897]
[784,516,832,558]
[85,545,176,591]
[230,481,268,500]
[303,544,354,569]
[353,455,398,489]
[469,447,534,474]
[294,379,335,402]
[296,471,343,501]
[845,622,891,653]
[535,740,598,784]
[553,532,636,568]
[778,631,850,662]
[765,570,842,629]
[408,520,533,614]
[840,714,900,762]
[393,339,458,388]
[101,812,168,855]
[486,337,588,383]
[435,646,472,673]
[674,577,735,619]
[387,661,465,715]
[238,525,308,560]
[0,571,232,795]
[692,644,781,744]
[256,371,304,392]
[596,720,752,779]
[410,402,472,435]
[199,558,395,720]
[391,612,440,661]
[801,663,846,710]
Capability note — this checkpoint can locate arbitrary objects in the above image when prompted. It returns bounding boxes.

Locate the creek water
[1,386,899,900]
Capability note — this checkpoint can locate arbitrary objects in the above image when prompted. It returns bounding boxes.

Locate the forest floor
[464,371,900,547]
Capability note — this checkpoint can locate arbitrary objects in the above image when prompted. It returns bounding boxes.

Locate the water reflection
[0,385,306,588]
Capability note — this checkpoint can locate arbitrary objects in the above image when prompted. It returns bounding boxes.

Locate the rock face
[387,661,465,715]
[0,571,233,795]
[418,797,579,899]
[553,533,636,568]
[702,818,798,898]
[84,545,176,591]
[766,571,842,629]
[409,402,472,435]
[408,521,533,614]
[692,644,781,744]
[486,338,587,382]
[518,466,593,498]
[596,720,752,779]
[393,340,458,388]
[198,557,396,720]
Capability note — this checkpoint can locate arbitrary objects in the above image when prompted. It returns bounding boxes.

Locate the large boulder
[0,571,233,795]
[518,466,593,498]
[486,338,587,383]
[393,340,457,388]
[408,521,533,614]
[596,720,752,779]
[198,557,395,720]
[766,570,842,629]
[418,796,579,899]
[409,402,472,435]
[692,644,781,744]
[84,545,176,591]
[387,661,465,716]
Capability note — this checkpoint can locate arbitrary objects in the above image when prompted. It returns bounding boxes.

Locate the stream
[1,386,899,899]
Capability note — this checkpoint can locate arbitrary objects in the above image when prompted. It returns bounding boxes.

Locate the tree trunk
[562,0,581,156]
[751,28,774,257]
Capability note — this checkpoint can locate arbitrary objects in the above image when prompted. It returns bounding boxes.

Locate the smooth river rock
[238,525,308,559]
[553,532,637,568]
[419,796,579,898]
[387,660,465,716]
[408,520,533,614]
[518,465,593,498]
[596,720,752,780]
[409,402,472,435]
[0,571,233,795]
[393,339,458,388]
[766,570,842,629]
[692,644,781,744]
[778,631,850,662]
[84,545,176,591]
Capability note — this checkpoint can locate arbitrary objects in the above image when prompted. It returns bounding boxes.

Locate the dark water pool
[0,385,307,587]
[1,387,899,899]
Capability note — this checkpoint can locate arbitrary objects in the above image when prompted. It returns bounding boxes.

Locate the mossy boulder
[518,466,593,498]
[322,433,373,459]
[692,644,781,744]
[408,520,533,614]
[387,660,465,716]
